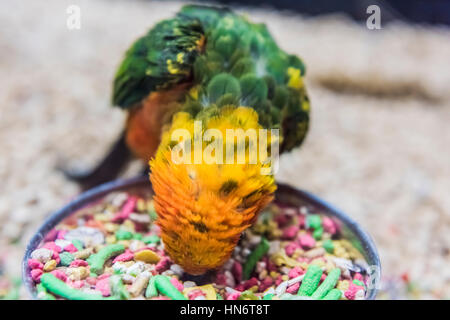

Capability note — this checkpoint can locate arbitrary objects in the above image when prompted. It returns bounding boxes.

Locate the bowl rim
[22,176,381,300]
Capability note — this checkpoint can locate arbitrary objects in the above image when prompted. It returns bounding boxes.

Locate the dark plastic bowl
[23,176,381,299]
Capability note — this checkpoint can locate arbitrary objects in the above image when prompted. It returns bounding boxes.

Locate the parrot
[65,5,310,275]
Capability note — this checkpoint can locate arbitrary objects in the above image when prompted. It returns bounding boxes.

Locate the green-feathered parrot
[66,5,310,274]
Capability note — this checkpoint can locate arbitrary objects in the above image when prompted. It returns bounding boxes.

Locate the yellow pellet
[67,266,89,281]
[123,220,135,232]
[43,259,57,272]
[269,271,279,279]
[106,235,117,244]
[104,223,119,233]
[117,240,130,248]
[136,199,147,212]
[134,250,161,264]
[94,213,110,222]
[73,248,93,260]
[337,280,350,291]
[249,285,259,292]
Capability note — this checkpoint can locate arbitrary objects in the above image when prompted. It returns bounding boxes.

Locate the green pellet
[87,244,125,274]
[71,239,84,250]
[297,264,323,296]
[311,268,341,300]
[323,239,334,253]
[145,276,158,298]
[132,233,143,240]
[115,229,133,240]
[263,293,274,300]
[143,235,160,244]
[216,293,223,300]
[322,288,342,300]
[40,273,103,300]
[280,293,295,300]
[353,279,365,287]
[313,227,323,240]
[59,252,74,266]
[36,283,46,294]
[239,290,260,300]
[109,275,130,300]
[154,275,187,300]
[243,237,270,280]
[307,214,321,230]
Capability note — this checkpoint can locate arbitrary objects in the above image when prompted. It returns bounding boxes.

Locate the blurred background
[0,0,449,299]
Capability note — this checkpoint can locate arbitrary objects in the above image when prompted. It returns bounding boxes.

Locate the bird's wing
[112,16,205,108]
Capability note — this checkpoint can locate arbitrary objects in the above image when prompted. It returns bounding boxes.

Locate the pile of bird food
[26,190,371,300]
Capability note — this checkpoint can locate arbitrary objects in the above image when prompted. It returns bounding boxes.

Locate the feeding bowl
[23,176,380,299]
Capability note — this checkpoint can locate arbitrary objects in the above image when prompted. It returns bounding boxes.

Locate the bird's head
[150,106,278,274]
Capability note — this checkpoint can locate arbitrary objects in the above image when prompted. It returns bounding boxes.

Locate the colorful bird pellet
[323,289,342,300]
[311,268,341,300]
[154,275,187,300]
[40,273,103,300]
[297,264,323,296]
[87,244,125,275]
[27,191,370,300]
[243,237,270,280]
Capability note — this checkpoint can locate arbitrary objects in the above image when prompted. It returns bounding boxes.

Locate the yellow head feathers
[150,106,277,274]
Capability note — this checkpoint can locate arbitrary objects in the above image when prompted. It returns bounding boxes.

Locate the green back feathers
[112,4,310,152]
[112,17,204,107]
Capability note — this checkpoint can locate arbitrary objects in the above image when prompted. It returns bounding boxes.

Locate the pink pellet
[344,283,363,300]
[188,289,206,300]
[113,250,134,263]
[354,273,363,281]
[28,259,44,270]
[70,259,88,267]
[288,266,304,279]
[296,257,309,263]
[265,258,278,272]
[70,280,85,289]
[282,225,299,240]
[298,215,305,228]
[215,273,227,286]
[86,277,98,286]
[242,277,258,290]
[64,243,78,253]
[170,278,184,292]
[52,251,60,265]
[57,230,68,240]
[44,242,62,253]
[112,196,137,222]
[285,242,299,256]
[51,270,67,282]
[95,277,111,297]
[286,282,300,294]
[275,275,283,286]
[275,214,290,227]
[298,234,315,249]
[259,277,273,292]
[153,296,171,300]
[232,261,243,283]
[31,269,43,282]
[234,283,244,292]
[226,292,241,300]
[98,273,111,280]
[44,229,58,242]
[322,217,337,234]
[155,257,171,273]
